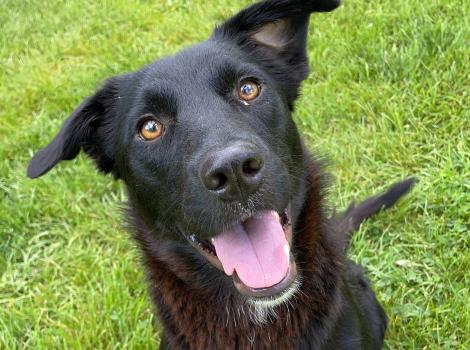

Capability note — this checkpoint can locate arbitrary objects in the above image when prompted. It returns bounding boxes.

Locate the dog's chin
[183,205,298,301]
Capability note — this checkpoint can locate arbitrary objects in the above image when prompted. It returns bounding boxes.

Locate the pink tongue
[212,211,290,289]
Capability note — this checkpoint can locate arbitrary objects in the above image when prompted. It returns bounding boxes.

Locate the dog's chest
[153,281,309,349]
[144,240,341,350]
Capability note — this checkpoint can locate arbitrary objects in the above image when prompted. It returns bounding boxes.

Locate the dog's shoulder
[321,261,387,350]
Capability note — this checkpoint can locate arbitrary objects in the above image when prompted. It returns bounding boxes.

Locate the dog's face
[28,1,340,302]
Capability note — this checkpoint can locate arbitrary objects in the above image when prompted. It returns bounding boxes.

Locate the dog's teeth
[283,244,290,257]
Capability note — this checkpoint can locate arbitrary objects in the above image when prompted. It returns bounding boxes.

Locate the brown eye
[139,117,164,141]
[238,79,260,101]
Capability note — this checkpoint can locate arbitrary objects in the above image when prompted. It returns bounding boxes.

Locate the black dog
[28,1,415,349]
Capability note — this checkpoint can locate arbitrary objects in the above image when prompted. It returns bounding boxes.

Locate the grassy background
[1,0,469,348]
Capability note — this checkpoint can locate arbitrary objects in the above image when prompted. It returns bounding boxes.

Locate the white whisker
[246,277,301,325]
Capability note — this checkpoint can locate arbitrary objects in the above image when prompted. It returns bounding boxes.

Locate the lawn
[0,0,469,349]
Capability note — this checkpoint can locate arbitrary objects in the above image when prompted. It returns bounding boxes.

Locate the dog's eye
[238,79,260,102]
[139,117,164,141]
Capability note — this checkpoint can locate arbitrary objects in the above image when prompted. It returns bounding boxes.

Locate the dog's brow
[210,63,262,96]
[206,63,236,96]
[214,64,238,82]
[143,88,178,118]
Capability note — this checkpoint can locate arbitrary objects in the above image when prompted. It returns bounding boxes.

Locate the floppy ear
[27,77,121,179]
[213,0,340,105]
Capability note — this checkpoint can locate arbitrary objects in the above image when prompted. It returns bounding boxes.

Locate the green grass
[1,0,468,348]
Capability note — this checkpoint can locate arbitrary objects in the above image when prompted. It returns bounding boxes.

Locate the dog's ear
[213,0,340,105]
[27,77,122,179]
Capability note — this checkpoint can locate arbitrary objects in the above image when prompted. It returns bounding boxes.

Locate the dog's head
[28,0,340,303]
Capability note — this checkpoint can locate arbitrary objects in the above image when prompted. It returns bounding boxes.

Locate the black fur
[28,1,415,349]
[336,178,417,251]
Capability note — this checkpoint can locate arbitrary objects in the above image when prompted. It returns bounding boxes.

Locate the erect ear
[27,77,122,179]
[213,0,340,105]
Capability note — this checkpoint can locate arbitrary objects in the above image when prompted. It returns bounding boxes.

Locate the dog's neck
[131,158,344,349]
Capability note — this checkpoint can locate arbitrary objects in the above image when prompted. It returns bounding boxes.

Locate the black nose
[200,144,265,200]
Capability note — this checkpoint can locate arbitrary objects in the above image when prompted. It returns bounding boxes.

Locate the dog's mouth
[186,205,296,298]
